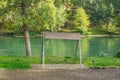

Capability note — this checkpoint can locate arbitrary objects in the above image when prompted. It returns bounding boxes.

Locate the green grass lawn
[0,56,119,69]
[83,57,120,68]
[0,56,40,69]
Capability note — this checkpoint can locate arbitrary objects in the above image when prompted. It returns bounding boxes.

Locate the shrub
[116,52,120,58]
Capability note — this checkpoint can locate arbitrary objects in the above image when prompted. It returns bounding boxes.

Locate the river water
[0,37,120,57]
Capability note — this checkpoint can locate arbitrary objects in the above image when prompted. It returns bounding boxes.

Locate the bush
[116,52,120,58]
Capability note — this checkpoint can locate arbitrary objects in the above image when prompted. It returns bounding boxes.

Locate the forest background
[0,0,120,35]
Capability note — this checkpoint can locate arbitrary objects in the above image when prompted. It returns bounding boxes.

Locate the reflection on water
[0,37,120,57]
[82,37,120,57]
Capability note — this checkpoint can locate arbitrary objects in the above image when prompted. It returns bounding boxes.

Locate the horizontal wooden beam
[44,32,81,40]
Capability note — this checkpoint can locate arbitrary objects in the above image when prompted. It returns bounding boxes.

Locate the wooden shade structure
[41,32,82,69]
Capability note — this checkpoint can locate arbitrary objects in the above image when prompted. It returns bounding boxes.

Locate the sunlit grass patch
[0,56,120,69]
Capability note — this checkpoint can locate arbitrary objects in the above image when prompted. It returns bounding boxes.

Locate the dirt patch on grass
[0,68,119,80]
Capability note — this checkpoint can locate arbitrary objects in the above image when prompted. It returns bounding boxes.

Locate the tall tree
[56,5,66,31]
[36,0,57,32]
[21,0,32,56]
[0,0,40,56]
[0,0,59,56]
[114,13,120,27]
[73,7,90,34]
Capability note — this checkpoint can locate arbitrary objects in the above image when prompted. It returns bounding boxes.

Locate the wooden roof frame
[44,32,81,40]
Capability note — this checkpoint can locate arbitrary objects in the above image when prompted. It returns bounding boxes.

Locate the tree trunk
[23,23,32,56]
[21,0,32,56]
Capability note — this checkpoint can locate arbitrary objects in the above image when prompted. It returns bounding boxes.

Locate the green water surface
[0,37,120,57]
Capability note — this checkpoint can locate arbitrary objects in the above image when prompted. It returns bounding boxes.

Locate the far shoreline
[85,34,120,37]
[0,34,120,38]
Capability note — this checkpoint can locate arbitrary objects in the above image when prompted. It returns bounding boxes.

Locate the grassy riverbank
[0,56,40,69]
[0,56,120,69]
[83,57,120,68]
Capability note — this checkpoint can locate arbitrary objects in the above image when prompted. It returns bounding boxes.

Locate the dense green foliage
[116,52,120,58]
[73,7,90,34]
[0,56,119,69]
[0,0,120,35]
